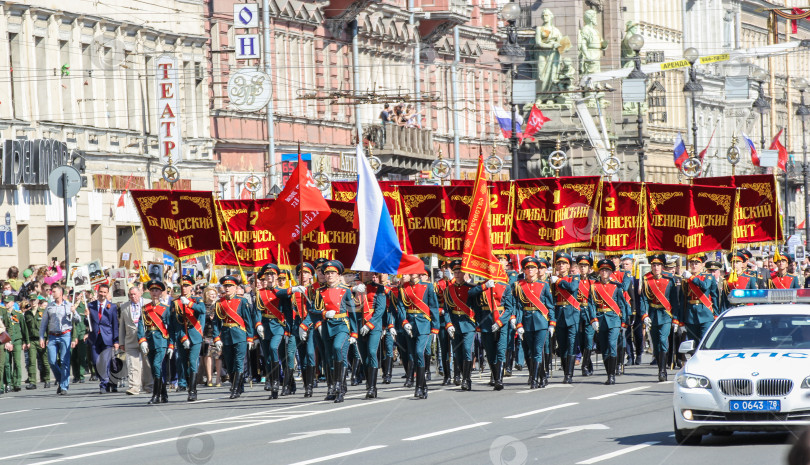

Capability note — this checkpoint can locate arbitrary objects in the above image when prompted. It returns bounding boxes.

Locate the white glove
[491,323,500,332]
[672,322,680,332]
[591,321,599,332]
[324,310,336,319]
[447,326,456,339]
[517,327,525,338]
[682,271,692,279]
[140,341,149,355]
[678,325,687,335]
[550,275,559,284]
[389,327,397,337]
[442,270,453,280]
[317,324,323,336]
[167,348,174,359]
[180,296,190,305]
[257,325,265,340]
[299,327,308,341]
[215,340,223,351]
[510,319,517,330]
[643,316,651,326]
[404,323,413,337]
[182,339,190,349]
[548,326,555,338]
[291,286,306,294]
[349,337,357,345]
[485,280,495,289]
[359,325,370,337]
[352,283,366,294]
[431,333,438,346]
[253,339,261,350]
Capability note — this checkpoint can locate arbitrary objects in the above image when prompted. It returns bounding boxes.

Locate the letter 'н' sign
[234,4,258,28]
[155,55,181,164]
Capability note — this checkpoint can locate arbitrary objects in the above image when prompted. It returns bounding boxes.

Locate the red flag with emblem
[519,105,551,144]
[769,128,788,172]
[264,152,331,248]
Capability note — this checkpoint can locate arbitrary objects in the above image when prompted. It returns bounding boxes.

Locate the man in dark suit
[86,283,119,393]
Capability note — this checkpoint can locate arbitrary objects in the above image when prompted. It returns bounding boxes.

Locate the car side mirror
[678,340,696,354]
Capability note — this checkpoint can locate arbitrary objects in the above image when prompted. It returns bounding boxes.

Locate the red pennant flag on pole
[769,128,788,172]
[519,105,551,144]
[264,150,331,248]
[460,152,507,282]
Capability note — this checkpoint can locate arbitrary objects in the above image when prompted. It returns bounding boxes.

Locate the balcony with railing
[363,123,435,174]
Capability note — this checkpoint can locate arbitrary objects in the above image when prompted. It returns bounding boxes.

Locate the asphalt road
[0,362,796,465]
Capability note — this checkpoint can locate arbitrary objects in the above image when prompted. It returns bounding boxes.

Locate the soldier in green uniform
[25,295,50,389]
[138,280,172,404]
[2,293,29,391]
[678,255,719,343]
[640,254,680,382]
[170,275,206,402]
[575,255,596,377]
[212,275,255,400]
[588,259,629,385]
[71,293,89,383]
[550,252,580,384]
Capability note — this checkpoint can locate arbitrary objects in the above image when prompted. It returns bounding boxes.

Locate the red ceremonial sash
[593,282,622,318]
[258,289,285,322]
[363,286,378,321]
[518,280,550,320]
[646,275,672,315]
[447,285,475,321]
[687,278,713,310]
[556,277,580,309]
[144,303,169,338]
[772,274,793,289]
[176,300,202,334]
[727,275,750,290]
[483,285,506,322]
[292,290,308,320]
[578,280,590,303]
[403,283,431,319]
[219,298,246,331]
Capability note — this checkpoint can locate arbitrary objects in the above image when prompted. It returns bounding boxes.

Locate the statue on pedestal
[534,9,570,104]
[578,9,608,76]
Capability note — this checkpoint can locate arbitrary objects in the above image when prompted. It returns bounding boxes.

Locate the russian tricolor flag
[673,132,688,168]
[491,104,523,138]
[742,132,760,166]
[351,145,423,275]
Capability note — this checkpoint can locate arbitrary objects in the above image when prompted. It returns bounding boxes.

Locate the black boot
[462,360,472,391]
[333,362,346,403]
[561,356,570,384]
[381,358,391,384]
[581,350,592,377]
[404,361,414,388]
[424,355,432,381]
[543,354,551,386]
[229,372,242,399]
[350,358,360,386]
[304,367,314,398]
[268,363,280,399]
[616,346,625,376]
[603,356,614,385]
[566,356,576,384]
[288,370,297,395]
[504,351,513,377]
[453,359,461,386]
[441,357,452,386]
[414,366,426,399]
[264,367,272,391]
[527,359,536,388]
[147,380,161,405]
[493,362,504,391]
[325,365,336,401]
[160,378,169,403]
[657,351,668,382]
[536,359,546,388]
[365,366,378,399]
[188,372,198,402]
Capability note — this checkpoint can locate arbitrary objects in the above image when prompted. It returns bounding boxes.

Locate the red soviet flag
[265,152,331,248]
[769,128,788,172]
[460,153,507,282]
[519,105,551,144]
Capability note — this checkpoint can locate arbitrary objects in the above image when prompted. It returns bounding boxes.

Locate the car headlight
[676,373,711,389]
[801,376,810,389]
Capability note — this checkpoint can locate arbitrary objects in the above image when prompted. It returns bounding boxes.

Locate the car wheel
[673,414,702,445]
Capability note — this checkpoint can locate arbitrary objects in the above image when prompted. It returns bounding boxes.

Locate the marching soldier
[769,253,801,289]
[639,254,679,382]
[1,293,29,392]
[470,272,514,391]
[513,257,555,388]
[297,260,354,403]
[255,264,290,400]
[354,271,386,399]
[496,253,521,377]
[277,269,298,396]
[397,268,439,399]
[721,252,757,312]
[607,255,633,374]
[575,255,596,377]
[381,276,399,385]
[138,280,172,404]
[679,255,719,343]
[434,261,454,386]
[25,296,50,389]
[444,261,476,391]
[550,252,580,384]
[536,257,554,385]
[395,274,415,388]
[285,262,316,397]
[212,275,255,400]
[346,271,365,387]
[589,259,629,385]
[169,275,206,402]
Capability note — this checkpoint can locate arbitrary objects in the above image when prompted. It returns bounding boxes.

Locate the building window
[60,40,73,121]
[645,51,665,64]
[9,33,23,119]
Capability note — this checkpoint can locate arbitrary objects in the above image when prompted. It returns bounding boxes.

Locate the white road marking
[576,441,660,464]
[516,384,574,394]
[288,445,387,465]
[0,409,32,416]
[658,381,674,385]
[538,424,609,439]
[588,386,650,400]
[193,396,228,403]
[402,422,491,441]
[6,423,66,433]
[11,395,414,464]
[270,428,352,444]
[504,403,578,419]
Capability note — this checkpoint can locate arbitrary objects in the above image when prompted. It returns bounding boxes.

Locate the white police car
[673,289,810,445]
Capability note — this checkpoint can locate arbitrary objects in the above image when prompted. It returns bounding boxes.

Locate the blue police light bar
[728,289,810,304]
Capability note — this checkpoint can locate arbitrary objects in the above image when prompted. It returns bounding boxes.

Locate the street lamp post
[498,2,523,180]
[796,78,810,244]
[752,66,770,151]
[626,34,646,181]
[682,48,702,159]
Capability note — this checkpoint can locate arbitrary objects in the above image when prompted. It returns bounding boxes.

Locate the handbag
[0,331,10,344]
